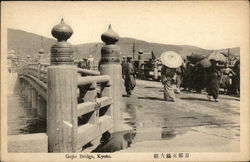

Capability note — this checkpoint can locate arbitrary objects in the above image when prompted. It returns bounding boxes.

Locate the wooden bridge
[10,19,123,152]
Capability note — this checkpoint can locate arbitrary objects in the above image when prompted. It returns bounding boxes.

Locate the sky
[1,1,249,50]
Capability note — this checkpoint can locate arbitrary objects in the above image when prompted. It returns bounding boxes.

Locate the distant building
[7,50,18,73]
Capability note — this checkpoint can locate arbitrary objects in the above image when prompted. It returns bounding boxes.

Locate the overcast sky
[1,1,249,49]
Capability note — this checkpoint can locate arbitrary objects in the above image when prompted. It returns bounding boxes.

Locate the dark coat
[206,65,221,99]
[124,62,136,93]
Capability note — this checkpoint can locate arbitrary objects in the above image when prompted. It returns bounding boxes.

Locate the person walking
[121,56,127,77]
[221,63,235,94]
[175,63,185,93]
[160,51,183,102]
[206,59,221,102]
[233,59,240,96]
[123,56,136,97]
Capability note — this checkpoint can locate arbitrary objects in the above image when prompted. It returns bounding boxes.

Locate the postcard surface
[1,1,249,161]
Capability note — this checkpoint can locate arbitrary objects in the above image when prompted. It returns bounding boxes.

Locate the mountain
[7,29,56,59]
[75,38,240,61]
[7,28,240,61]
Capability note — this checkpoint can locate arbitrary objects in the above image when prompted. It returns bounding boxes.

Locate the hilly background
[7,28,240,61]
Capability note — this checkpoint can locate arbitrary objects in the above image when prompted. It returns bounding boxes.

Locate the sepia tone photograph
[1,1,249,161]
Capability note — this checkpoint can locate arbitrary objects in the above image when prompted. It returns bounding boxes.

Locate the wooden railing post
[85,82,98,124]
[47,19,77,152]
[99,25,122,131]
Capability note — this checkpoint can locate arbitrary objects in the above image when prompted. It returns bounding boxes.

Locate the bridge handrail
[77,75,110,86]
[20,63,101,80]
[77,68,100,76]
[19,74,47,99]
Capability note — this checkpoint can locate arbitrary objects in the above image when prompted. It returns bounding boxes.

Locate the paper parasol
[160,51,183,68]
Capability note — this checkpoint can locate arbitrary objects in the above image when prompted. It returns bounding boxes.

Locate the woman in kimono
[161,65,177,101]
[160,51,183,102]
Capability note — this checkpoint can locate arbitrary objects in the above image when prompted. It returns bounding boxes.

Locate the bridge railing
[18,63,113,152]
[77,75,113,151]
[77,68,100,76]
[16,19,122,153]
[19,63,100,82]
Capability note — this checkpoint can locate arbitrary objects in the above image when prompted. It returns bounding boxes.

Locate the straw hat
[160,51,183,68]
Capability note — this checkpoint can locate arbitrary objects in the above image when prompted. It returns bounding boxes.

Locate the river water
[7,95,46,135]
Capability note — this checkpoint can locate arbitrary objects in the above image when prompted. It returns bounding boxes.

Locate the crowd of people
[121,52,240,102]
[164,54,240,102]
[181,59,240,97]
[77,55,98,71]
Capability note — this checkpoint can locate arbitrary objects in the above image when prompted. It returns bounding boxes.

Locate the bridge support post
[25,81,29,99]
[31,89,37,110]
[19,79,25,97]
[27,84,32,107]
[47,19,77,152]
[37,94,42,117]
[99,25,122,131]
[22,80,26,97]
[37,96,46,119]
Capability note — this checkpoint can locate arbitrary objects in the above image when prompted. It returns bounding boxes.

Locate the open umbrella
[160,51,183,68]
[208,52,226,63]
[187,53,207,64]
[197,58,212,68]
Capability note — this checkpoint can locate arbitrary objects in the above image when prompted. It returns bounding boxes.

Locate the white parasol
[160,51,183,68]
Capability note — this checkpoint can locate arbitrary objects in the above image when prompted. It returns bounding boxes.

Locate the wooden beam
[77,97,112,117]
[77,116,113,150]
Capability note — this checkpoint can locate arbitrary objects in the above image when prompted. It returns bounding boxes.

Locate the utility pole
[132,42,135,61]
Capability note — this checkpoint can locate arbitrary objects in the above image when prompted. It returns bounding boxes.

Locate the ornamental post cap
[51,18,73,41]
[38,49,44,54]
[138,49,143,54]
[101,24,119,44]
[8,50,15,54]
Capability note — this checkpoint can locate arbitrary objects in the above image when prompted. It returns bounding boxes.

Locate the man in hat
[78,58,88,69]
[123,56,136,97]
